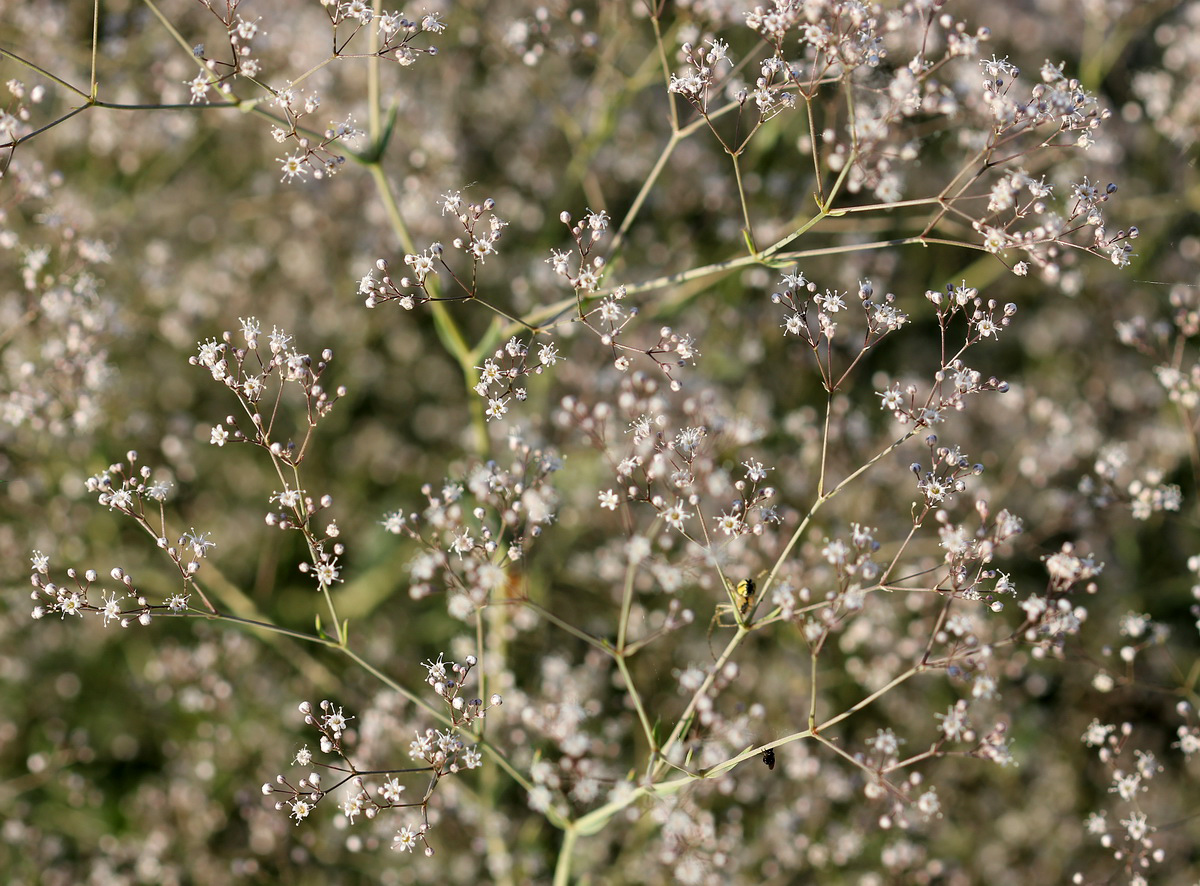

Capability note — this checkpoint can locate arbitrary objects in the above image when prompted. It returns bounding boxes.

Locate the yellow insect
[707,576,761,656]
[733,577,756,619]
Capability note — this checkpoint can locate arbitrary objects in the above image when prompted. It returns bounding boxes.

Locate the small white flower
[279,153,308,182]
[715,511,744,536]
[313,557,341,585]
[485,397,509,421]
[187,73,211,104]
[393,825,419,852]
[379,778,405,803]
[662,501,691,531]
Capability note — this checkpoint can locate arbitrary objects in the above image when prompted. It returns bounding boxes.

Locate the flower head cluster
[193,323,349,593]
[360,193,508,310]
[909,437,985,509]
[381,432,562,619]
[183,10,267,104]
[667,39,734,111]
[421,653,503,729]
[266,654,495,856]
[957,57,1132,275]
[183,1,438,177]
[745,0,890,73]
[1077,718,1176,882]
[269,85,366,182]
[1001,543,1103,657]
[195,320,345,463]
[547,208,610,296]
[473,335,563,419]
[28,551,191,626]
[875,287,1010,428]
[738,3,1130,277]
[773,271,908,391]
[546,208,703,388]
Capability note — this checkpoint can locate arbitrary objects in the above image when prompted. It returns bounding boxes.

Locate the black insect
[761,748,776,770]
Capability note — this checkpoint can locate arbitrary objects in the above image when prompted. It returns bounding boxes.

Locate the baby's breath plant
[3,1,1199,884]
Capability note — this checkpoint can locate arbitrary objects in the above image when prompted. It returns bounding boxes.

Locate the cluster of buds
[422,653,503,729]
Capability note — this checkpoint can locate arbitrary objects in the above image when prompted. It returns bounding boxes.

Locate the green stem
[614,654,656,752]
[89,0,100,98]
[816,666,923,733]
[0,48,90,99]
[367,0,382,138]
[731,151,755,250]
[553,825,580,886]
[142,0,199,57]
[478,593,517,885]
[366,163,489,454]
